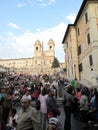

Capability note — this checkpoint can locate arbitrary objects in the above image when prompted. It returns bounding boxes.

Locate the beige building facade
[62,0,98,85]
[0,39,55,74]
[0,39,65,74]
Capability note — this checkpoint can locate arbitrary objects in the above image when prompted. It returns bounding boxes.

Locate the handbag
[48,112,54,118]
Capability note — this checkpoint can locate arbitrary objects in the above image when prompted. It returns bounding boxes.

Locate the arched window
[36,47,38,51]
[50,46,52,49]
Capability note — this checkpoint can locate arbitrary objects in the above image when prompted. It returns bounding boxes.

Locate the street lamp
[74,64,77,80]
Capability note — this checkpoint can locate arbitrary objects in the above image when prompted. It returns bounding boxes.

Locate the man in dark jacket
[46,88,60,118]
[63,86,75,130]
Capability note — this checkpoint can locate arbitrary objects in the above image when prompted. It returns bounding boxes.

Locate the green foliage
[52,57,60,68]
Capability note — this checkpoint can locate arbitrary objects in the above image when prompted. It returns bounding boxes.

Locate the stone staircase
[56,98,63,106]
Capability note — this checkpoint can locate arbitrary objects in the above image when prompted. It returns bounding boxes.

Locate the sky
[0,0,83,62]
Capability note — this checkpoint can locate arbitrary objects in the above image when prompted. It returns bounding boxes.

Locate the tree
[52,57,60,68]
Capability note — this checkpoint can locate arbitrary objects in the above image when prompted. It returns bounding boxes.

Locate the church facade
[0,39,64,74]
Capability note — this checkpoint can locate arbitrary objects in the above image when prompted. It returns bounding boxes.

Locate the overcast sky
[0,0,83,62]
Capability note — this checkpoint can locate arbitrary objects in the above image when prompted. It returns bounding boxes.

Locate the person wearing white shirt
[22,90,32,100]
[38,87,48,130]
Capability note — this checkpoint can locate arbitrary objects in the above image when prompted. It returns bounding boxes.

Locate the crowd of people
[0,71,98,130]
[0,72,65,130]
[62,85,98,130]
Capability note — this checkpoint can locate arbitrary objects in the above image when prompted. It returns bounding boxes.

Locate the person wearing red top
[76,88,81,101]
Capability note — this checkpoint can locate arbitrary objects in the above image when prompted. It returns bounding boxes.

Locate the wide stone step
[56,98,63,105]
